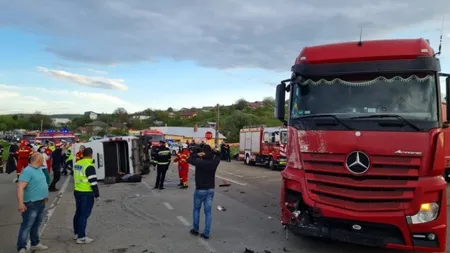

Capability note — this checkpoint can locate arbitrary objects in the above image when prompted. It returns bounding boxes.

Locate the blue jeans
[192,189,214,236]
[17,200,46,251]
[73,191,94,238]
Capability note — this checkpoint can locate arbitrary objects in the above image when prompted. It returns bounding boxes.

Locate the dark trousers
[73,191,94,238]
[49,168,61,190]
[154,164,168,189]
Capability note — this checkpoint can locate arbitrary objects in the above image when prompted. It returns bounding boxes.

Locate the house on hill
[247,101,263,109]
[153,124,226,146]
[180,111,197,119]
[84,111,99,120]
[85,121,108,135]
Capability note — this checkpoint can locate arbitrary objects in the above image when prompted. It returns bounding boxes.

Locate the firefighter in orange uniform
[76,145,85,162]
[174,148,183,186]
[15,140,34,181]
[44,144,53,173]
[175,143,190,189]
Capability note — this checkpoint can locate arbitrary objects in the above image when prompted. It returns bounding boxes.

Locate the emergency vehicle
[73,136,149,181]
[140,129,165,163]
[239,125,287,170]
[22,131,39,142]
[274,38,449,252]
[36,129,77,143]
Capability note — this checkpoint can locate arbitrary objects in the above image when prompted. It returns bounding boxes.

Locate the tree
[223,111,262,142]
[167,107,174,112]
[234,99,248,110]
[262,97,275,107]
[113,107,128,123]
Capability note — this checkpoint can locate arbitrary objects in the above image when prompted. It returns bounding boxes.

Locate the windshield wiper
[296,114,353,130]
[350,114,422,131]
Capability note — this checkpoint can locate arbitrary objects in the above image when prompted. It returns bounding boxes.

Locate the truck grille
[303,153,420,212]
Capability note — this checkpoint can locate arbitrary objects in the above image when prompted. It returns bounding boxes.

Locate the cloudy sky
[0,1,449,114]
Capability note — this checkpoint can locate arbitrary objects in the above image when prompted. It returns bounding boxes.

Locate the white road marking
[177,216,191,226]
[215,175,247,186]
[189,167,247,186]
[222,171,244,178]
[142,181,160,197]
[198,238,217,252]
[163,202,174,210]
[40,175,71,236]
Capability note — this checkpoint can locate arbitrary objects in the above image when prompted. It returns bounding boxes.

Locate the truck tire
[245,154,250,165]
[444,168,450,183]
[268,157,276,171]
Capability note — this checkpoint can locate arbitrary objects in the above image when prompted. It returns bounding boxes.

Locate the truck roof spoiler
[440,73,450,77]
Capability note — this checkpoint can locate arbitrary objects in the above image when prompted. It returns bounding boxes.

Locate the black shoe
[159,187,165,190]
[153,186,158,189]
[49,188,59,192]
[190,229,199,236]
[180,185,188,189]
[200,233,209,239]
[177,183,183,186]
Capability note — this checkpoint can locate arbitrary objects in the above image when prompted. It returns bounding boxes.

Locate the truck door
[91,141,105,180]
[131,138,142,174]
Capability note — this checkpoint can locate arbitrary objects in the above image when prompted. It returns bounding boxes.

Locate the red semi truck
[274,38,449,252]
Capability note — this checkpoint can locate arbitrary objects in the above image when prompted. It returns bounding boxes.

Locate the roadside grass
[0,140,10,161]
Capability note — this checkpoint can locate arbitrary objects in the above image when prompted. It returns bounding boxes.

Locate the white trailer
[73,136,147,181]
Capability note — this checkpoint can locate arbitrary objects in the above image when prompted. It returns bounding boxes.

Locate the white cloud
[36,66,128,90]
[1,1,448,70]
[0,84,141,114]
[82,68,108,75]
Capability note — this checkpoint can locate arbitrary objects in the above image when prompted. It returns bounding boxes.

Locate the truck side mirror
[275,83,286,124]
[446,77,450,124]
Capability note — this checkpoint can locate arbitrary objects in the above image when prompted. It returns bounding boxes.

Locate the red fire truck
[274,38,449,252]
[22,131,39,142]
[140,129,165,163]
[36,130,77,143]
[239,125,287,170]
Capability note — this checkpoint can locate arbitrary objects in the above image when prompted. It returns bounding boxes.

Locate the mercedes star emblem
[345,151,370,174]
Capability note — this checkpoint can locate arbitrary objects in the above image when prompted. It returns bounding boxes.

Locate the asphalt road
[0,160,448,253]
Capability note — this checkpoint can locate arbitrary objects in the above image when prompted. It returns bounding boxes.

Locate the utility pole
[40,120,43,132]
[215,103,220,148]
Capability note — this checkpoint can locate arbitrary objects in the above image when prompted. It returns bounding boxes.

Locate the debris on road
[264,250,272,253]
[240,191,245,194]
[268,216,273,220]
[217,205,227,211]
[283,247,290,252]
[219,179,231,187]
[244,247,255,253]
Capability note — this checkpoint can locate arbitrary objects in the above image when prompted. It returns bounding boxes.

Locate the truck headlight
[407,202,439,224]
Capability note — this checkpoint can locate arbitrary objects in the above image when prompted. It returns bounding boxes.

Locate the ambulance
[72,136,150,181]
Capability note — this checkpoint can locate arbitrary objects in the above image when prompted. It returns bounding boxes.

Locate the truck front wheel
[268,157,275,170]
[444,168,450,183]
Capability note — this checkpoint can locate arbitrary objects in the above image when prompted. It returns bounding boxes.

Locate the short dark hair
[83,147,93,157]
[202,145,213,160]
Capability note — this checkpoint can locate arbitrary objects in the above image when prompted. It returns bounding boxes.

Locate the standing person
[16,153,49,253]
[37,147,51,186]
[75,145,85,162]
[16,141,34,183]
[177,144,190,189]
[153,141,171,190]
[174,149,183,186]
[48,143,63,192]
[187,145,221,239]
[73,147,99,244]
[6,140,19,175]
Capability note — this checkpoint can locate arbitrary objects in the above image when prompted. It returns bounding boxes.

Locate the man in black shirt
[153,141,171,190]
[187,145,221,239]
[49,143,63,192]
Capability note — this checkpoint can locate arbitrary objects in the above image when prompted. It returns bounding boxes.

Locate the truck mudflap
[287,217,405,247]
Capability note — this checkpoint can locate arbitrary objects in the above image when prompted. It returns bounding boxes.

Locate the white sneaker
[73,234,78,240]
[76,237,94,244]
[18,249,27,253]
[30,243,49,250]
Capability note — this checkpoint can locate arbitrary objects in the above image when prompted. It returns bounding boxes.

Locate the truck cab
[274,38,449,252]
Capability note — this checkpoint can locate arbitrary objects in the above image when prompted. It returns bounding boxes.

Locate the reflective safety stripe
[158,162,169,165]
[87,175,97,180]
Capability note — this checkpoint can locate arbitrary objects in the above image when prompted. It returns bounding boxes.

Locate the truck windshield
[290,74,438,121]
[147,135,164,141]
[280,131,288,144]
